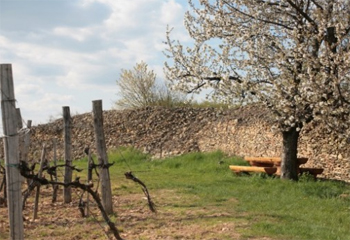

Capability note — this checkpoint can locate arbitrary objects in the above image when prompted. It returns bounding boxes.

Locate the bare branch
[18,161,124,240]
[285,0,318,32]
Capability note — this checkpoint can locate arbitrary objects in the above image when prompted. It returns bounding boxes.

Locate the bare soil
[0,187,266,240]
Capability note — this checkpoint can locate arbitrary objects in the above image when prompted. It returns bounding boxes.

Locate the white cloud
[161,0,185,24]
[53,27,94,42]
[16,83,43,96]
[14,91,76,125]
[0,0,192,126]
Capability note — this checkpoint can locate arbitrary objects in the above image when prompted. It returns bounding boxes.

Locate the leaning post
[0,64,24,239]
[92,100,113,214]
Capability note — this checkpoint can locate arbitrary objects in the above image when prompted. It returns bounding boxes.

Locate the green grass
[71,148,350,240]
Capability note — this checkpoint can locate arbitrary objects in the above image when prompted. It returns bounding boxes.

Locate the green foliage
[72,149,350,240]
[115,61,186,109]
[109,146,151,165]
[299,178,349,199]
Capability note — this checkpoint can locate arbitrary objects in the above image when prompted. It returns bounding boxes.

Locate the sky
[0,0,192,128]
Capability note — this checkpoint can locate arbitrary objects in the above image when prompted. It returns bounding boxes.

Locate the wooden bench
[299,168,324,179]
[229,165,277,175]
[229,156,324,179]
[272,167,324,178]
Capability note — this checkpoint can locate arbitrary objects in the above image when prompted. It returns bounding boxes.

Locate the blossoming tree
[164,0,350,180]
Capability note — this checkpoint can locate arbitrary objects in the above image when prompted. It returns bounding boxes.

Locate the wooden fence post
[52,138,58,202]
[23,120,32,163]
[33,144,46,220]
[23,120,32,187]
[16,109,24,160]
[16,109,25,184]
[92,100,113,214]
[63,106,72,203]
[86,147,93,217]
[0,64,24,239]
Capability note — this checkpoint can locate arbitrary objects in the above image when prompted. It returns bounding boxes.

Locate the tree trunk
[280,127,300,181]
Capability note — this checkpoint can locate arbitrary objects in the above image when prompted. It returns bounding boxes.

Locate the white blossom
[164,0,350,138]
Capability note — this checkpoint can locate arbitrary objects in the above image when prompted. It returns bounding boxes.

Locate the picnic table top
[244,156,308,164]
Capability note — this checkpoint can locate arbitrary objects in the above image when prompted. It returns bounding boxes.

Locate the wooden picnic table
[244,156,308,167]
[229,156,324,179]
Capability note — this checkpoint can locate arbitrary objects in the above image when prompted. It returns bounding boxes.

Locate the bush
[115,61,186,109]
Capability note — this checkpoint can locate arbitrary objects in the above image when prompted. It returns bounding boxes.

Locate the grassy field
[1,149,349,239]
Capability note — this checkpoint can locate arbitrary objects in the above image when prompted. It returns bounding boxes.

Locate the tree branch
[182,74,243,94]
[125,172,156,213]
[310,0,324,10]
[223,0,294,30]
[285,0,318,32]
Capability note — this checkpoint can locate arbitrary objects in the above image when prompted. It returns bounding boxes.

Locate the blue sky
[0,0,191,127]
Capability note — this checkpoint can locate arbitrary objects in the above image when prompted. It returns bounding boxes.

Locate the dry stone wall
[1,105,349,182]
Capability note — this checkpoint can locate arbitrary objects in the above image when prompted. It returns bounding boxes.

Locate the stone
[0,105,348,182]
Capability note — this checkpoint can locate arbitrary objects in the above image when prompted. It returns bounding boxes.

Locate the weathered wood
[63,106,72,203]
[52,138,58,203]
[16,109,26,185]
[92,100,113,215]
[33,144,46,220]
[23,120,32,186]
[16,109,24,161]
[229,165,277,175]
[0,64,24,239]
[86,146,93,217]
[0,164,6,207]
[23,120,32,163]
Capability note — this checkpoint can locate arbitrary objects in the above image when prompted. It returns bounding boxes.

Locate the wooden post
[92,100,113,214]
[0,164,6,207]
[63,106,72,203]
[16,109,24,184]
[33,144,46,220]
[16,109,24,161]
[23,120,32,163]
[23,120,32,186]
[86,147,93,217]
[16,108,24,158]
[52,138,58,202]
[0,64,24,239]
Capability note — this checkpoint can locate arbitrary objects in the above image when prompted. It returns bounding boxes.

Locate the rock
[0,105,348,182]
